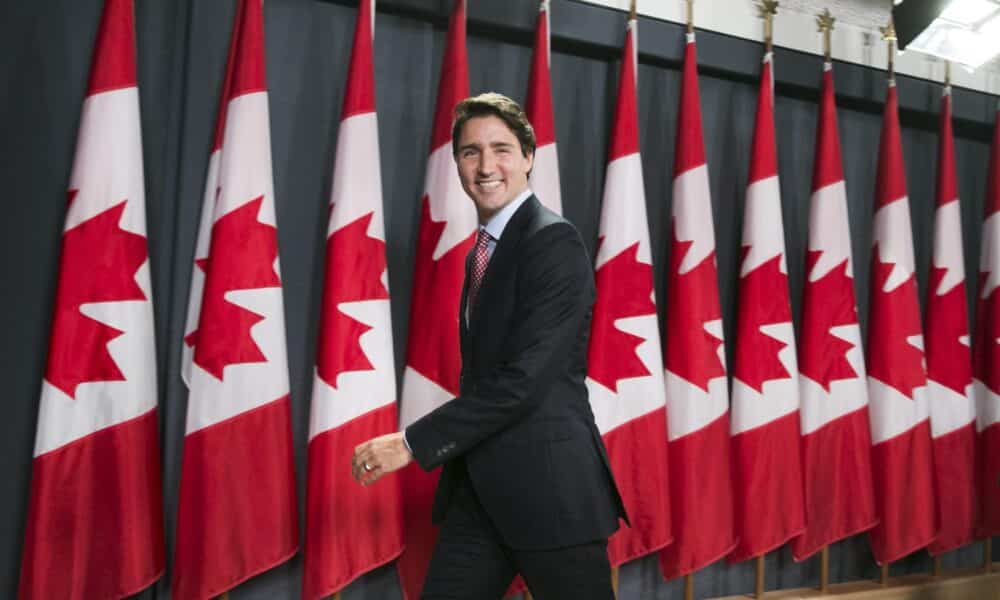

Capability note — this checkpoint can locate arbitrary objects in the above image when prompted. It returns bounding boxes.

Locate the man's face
[455,115,534,223]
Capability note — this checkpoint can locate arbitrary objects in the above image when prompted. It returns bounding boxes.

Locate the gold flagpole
[880,18,897,85]
[757,0,778,54]
[817,8,834,63]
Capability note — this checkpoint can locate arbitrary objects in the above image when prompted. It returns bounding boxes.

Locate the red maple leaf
[867,244,926,399]
[185,196,280,381]
[925,265,972,395]
[663,225,725,392]
[798,251,859,391]
[733,251,792,393]
[44,196,148,398]
[588,241,656,393]
[405,195,473,396]
[316,212,389,388]
[974,272,1000,396]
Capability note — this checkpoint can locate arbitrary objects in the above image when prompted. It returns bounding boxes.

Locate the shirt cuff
[402,430,413,454]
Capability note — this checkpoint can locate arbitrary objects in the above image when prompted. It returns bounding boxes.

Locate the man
[352,92,626,599]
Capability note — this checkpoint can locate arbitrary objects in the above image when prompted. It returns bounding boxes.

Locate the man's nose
[477,151,496,175]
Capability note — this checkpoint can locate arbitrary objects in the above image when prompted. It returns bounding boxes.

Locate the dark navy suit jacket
[405,195,627,550]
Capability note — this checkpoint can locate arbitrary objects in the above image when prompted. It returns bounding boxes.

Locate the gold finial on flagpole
[686,0,694,34]
[945,60,952,88]
[816,8,835,62]
[756,0,779,53]
[880,17,897,83]
[629,0,637,21]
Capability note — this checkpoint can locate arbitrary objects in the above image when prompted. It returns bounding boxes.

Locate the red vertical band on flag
[302,1,404,597]
[340,0,376,119]
[19,0,165,598]
[729,52,805,563]
[974,107,1000,538]
[86,0,137,94]
[792,63,877,562]
[926,88,977,555]
[525,0,562,215]
[526,2,555,147]
[866,83,937,565]
[174,0,299,597]
[606,22,639,162]
[397,2,472,598]
[589,17,673,570]
[659,34,736,580]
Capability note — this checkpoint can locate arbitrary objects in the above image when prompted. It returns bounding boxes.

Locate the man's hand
[352,432,413,486]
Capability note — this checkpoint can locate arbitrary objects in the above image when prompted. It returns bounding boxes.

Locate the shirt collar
[481,188,532,241]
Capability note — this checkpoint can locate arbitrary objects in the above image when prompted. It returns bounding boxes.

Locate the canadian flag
[174,1,298,597]
[658,32,735,580]
[525,0,561,214]
[18,1,164,597]
[866,81,936,565]
[926,83,978,555]
[396,2,472,598]
[728,52,805,563]
[791,61,877,562]
[974,103,1000,538]
[302,1,403,598]
[587,15,672,567]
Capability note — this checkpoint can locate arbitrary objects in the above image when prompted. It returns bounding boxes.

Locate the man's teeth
[478,180,502,189]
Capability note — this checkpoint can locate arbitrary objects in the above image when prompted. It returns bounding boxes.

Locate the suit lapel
[460,250,472,351]
[467,196,539,335]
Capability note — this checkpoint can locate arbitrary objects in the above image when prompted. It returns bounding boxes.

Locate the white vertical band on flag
[588,309,667,434]
[807,181,853,281]
[309,297,395,440]
[868,380,930,444]
[731,323,799,435]
[326,114,385,238]
[529,144,561,214]
[928,381,975,437]
[594,155,652,269]
[740,176,787,276]
[799,333,867,435]
[931,201,965,295]
[873,199,918,292]
[182,150,220,386]
[665,375,727,441]
[34,88,156,457]
[182,91,291,434]
[424,143,476,260]
[672,164,715,273]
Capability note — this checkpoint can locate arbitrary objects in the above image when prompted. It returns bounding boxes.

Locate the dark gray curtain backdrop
[1,0,996,598]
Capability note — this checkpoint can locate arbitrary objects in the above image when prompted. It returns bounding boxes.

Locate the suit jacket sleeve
[405,222,593,471]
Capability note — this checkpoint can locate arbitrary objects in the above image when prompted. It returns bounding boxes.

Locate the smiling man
[352,93,625,599]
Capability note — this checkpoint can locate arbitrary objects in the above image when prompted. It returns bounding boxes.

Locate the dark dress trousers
[405,196,628,557]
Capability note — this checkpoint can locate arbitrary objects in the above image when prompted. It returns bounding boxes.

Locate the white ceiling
[783,0,889,31]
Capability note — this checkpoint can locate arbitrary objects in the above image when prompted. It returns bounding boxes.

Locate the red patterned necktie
[467,227,492,314]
